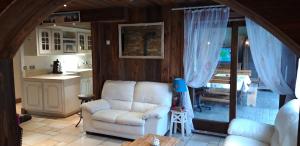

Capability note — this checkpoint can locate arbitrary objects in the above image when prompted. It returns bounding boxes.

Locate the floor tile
[50,133,80,144]
[99,138,125,146]
[185,139,208,146]
[66,136,104,146]
[31,139,60,146]
[17,103,223,146]
[190,134,221,143]
[22,133,51,145]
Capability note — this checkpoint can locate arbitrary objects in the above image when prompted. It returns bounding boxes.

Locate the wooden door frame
[192,22,239,134]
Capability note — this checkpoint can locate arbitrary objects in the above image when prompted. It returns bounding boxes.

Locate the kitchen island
[23,74,81,117]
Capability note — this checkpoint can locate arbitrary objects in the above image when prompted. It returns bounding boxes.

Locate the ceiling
[59,0,218,11]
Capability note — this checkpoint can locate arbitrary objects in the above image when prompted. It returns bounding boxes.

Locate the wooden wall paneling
[80,7,129,22]
[170,10,184,79]
[0,59,17,146]
[229,22,239,121]
[92,6,173,93]
[160,7,172,82]
[92,22,103,99]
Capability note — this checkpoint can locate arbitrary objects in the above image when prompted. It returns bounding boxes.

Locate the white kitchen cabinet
[38,28,52,55]
[78,32,92,53]
[23,75,81,117]
[23,81,43,112]
[23,30,38,56]
[51,30,63,54]
[80,77,93,95]
[78,32,86,53]
[23,26,91,56]
[87,34,92,51]
[43,82,63,113]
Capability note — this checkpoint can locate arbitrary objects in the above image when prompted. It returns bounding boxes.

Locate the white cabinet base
[23,76,80,117]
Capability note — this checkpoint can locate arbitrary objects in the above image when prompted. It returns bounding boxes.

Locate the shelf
[63,38,76,41]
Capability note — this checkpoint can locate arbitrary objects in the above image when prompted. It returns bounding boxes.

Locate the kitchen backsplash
[21,47,92,73]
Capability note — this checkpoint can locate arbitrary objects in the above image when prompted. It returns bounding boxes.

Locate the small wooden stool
[75,94,94,127]
[169,110,187,138]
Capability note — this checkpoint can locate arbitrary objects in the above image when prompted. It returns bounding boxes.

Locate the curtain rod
[171,5,226,11]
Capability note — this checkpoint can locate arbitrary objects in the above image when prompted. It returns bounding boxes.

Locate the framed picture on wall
[118,22,164,59]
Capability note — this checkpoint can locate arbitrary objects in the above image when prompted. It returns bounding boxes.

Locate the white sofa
[81,80,172,139]
[224,99,299,146]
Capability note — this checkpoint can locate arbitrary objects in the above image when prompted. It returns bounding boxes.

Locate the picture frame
[118,22,164,59]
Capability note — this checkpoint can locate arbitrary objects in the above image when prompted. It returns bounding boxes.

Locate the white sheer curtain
[295,59,300,98]
[245,18,293,95]
[183,7,230,134]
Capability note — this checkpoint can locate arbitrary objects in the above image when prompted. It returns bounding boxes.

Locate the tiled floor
[17,104,224,146]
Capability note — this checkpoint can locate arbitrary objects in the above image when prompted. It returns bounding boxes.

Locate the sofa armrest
[142,106,170,120]
[228,118,274,143]
[81,99,111,114]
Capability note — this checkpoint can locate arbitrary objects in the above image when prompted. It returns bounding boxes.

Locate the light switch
[106,40,110,45]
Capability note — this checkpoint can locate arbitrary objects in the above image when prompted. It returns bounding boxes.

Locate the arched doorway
[0,1,299,145]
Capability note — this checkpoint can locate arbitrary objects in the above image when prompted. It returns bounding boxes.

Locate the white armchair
[82,80,172,139]
[224,99,299,146]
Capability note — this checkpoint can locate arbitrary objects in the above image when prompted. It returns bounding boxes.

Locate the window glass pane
[193,27,232,122]
[236,26,279,124]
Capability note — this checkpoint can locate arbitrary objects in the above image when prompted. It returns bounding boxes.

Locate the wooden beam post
[229,22,239,121]
[0,58,17,146]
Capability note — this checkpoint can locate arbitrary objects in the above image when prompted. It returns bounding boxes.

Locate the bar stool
[169,110,187,138]
[75,94,94,127]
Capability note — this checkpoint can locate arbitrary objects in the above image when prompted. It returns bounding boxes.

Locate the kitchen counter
[66,68,92,73]
[24,74,80,81]
[66,68,92,78]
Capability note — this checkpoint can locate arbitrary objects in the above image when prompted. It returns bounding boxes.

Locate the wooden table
[122,134,180,146]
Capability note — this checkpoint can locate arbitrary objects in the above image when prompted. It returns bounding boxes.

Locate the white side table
[169,110,187,138]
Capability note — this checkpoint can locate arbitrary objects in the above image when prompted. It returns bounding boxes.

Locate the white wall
[13,47,23,99]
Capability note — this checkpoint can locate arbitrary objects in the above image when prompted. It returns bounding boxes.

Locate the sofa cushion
[273,99,299,146]
[107,100,133,112]
[81,99,110,114]
[91,120,144,136]
[131,102,157,113]
[92,110,145,126]
[92,109,127,123]
[132,82,172,112]
[101,80,136,110]
[224,135,269,146]
[116,112,145,126]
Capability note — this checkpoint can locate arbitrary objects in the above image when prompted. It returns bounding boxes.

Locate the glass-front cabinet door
[52,30,63,54]
[38,29,51,55]
[87,34,92,51]
[78,32,86,53]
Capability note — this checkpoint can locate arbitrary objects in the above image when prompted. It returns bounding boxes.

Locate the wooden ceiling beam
[0,0,70,58]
